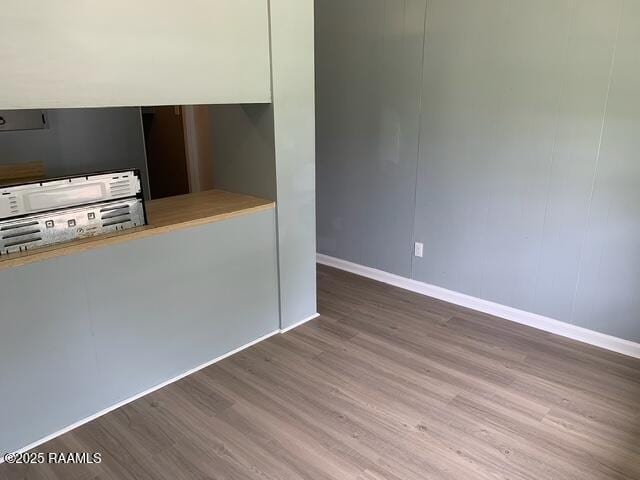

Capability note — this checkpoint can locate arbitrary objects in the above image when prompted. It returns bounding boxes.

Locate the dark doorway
[142,106,190,199]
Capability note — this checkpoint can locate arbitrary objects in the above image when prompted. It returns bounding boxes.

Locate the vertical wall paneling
[316,0,427,277]
[0,210,280,454]
[0,259,104,456]
[270,0,318,328]
[414,0,569,304]
[412,0,639,341]
[532,0,623,322]
[316,0,640,342]
[571,0,640,340]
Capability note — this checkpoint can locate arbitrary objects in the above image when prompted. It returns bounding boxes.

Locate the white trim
[5,312,325,460]
[280,313,320,333]
[317,254,640,359]
[2,329,281,461]
[182,105,201,193]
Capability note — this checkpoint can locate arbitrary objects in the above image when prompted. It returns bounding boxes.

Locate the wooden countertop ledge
[0,189,274,271]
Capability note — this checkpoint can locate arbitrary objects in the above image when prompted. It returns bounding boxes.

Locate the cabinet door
[0,0,271,108]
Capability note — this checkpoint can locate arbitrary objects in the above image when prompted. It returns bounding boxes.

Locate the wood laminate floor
[2,264,640,480]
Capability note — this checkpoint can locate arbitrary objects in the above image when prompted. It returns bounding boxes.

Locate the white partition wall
[0,0,319,454]
[270,0,318,329]
[0,0,272,108]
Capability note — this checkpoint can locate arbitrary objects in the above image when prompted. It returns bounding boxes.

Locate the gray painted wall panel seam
[317,0,640,342]
[568,3,623,326]
[410,0,431,280]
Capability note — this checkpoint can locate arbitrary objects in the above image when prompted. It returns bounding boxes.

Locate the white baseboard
[3,329,281,462]
[280,313,320,333]
[5,310,324,460]
[7,268,636,461]
[317,254,640,359]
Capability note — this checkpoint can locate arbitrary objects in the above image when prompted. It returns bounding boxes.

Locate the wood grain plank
[0,162,45,185]
[1,264,639,480]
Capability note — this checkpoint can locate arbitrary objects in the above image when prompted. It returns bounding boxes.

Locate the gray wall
[316,0,640,342]
[271,0,318,329]
[210,104,277,201]
[316,0,426,277]
[0,209,280,454]
[213,1,318,329]
[0,107,150,195]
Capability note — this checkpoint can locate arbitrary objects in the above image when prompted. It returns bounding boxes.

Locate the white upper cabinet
[0,1,272,108]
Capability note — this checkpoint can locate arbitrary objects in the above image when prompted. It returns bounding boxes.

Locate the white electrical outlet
[414,242,424,258]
